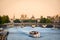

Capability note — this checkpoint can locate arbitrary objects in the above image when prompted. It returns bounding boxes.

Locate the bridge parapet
[3,23,60,28]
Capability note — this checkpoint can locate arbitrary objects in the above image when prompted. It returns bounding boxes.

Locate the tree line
[0,15,57,24]
[13,17,52,23]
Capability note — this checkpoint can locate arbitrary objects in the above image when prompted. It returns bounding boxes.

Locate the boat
[29,31,40,38]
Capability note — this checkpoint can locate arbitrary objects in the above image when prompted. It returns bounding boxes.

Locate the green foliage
[2,15,10,23]
[0,16,2,24]
[28,19,37,23]
[23,19,37,23]
[13,19,21,23]
[40,18,46,23]
[0,15,10,24]
[40,17,51,23]
[23,20,29,22]
[46,18,52,23]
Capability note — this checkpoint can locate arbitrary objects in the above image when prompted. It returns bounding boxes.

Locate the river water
[7,26,60,40]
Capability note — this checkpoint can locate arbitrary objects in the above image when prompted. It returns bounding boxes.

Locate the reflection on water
[7,26,60,40]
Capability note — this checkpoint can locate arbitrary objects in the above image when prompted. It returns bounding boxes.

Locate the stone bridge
[3,23,60,28]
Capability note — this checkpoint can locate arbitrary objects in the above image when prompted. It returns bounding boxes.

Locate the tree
[0,15,10,24]
[23,19,37,23]
[46,18,52,23]
[13,19,21,23]
[23,20,29,23]
[59,17,60,23]
[40,18,47,23]
[0,16,2,24]
[2,15,10,24]
[40,17,52,23]
[5,15,10,23]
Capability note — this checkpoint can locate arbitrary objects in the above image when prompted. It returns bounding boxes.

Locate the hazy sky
[0,0,60,18]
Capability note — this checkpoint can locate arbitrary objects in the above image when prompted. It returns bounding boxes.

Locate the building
[20,14,28,20]
[47,16,52,19]
[30,15,35,20]
[53,15,60,23]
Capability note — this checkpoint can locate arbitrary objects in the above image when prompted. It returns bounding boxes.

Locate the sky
[0,0,60,19]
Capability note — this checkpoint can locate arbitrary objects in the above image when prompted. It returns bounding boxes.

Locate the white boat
[29,31,40,38]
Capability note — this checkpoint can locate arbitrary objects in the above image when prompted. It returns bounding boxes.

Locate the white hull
[32,33,40,37]
[29,31,40,38]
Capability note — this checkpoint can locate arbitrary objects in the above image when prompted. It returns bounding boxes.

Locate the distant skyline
[0,0,60,19]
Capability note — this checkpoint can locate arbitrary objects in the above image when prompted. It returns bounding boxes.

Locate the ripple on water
[7,27,60,40]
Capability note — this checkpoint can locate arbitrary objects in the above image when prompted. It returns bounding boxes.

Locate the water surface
[7,26,60,40]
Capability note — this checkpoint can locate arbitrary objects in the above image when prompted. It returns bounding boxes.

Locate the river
[7,26,60,40]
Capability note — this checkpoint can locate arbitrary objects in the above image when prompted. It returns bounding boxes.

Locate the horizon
[0,0,60,19]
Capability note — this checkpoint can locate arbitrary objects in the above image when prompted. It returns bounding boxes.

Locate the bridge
[3,23,60,28]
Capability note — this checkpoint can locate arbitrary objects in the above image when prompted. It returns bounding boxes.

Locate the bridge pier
[53,25,56,28]
[32,24,36,28]
[42,25,47,28]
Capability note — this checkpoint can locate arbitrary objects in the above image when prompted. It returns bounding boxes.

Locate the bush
[23,19,37,23]
[13,19,21,23]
